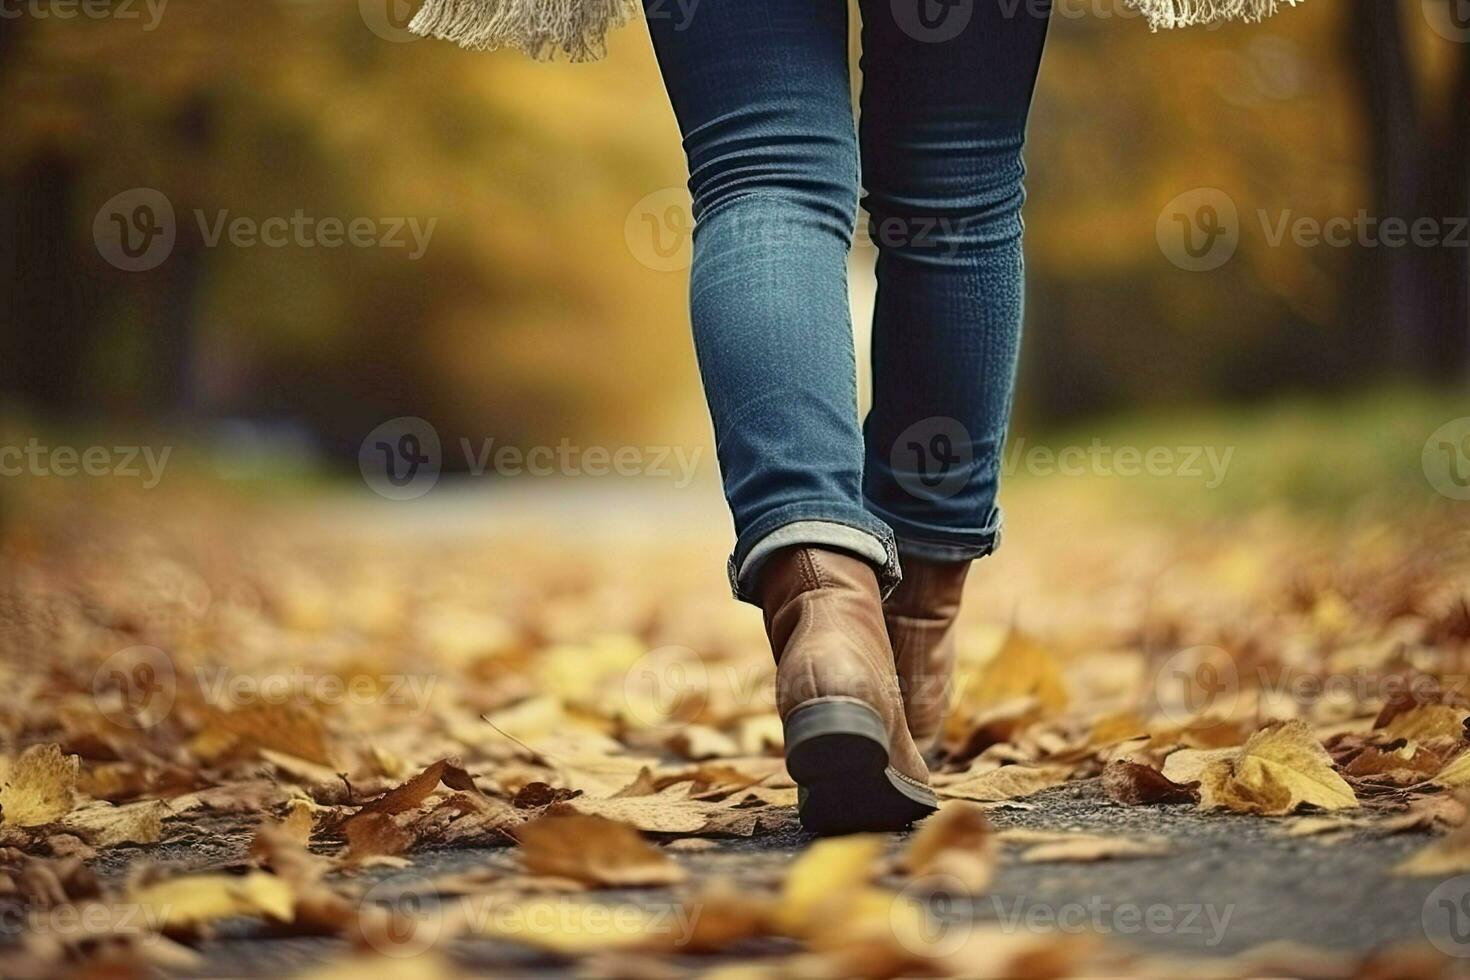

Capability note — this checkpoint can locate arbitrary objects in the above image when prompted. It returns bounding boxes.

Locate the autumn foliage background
[1,0,1466,452]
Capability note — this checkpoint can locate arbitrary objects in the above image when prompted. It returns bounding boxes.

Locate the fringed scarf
[409,0,1301,61]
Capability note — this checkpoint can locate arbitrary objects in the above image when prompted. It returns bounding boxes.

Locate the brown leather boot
[758,546,938,834]
[884,556,971,753]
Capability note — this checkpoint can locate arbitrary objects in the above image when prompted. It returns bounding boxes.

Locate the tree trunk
[1348,0,1431,375]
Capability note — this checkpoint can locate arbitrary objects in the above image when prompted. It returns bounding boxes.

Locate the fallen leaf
[1395,821,1470,876]
[547,796,715,835]
[777,835,882,936]
[1195,721,1358,816]
[129,872,296,933]
[896,802,994,893]
[0,744,79,827]
[516,814,686,887]
[1101,760,1198,805]
[939,765,1071,803]
[1018,835,1170,863]
[345,812,413,860]
[1380,705,1469,743]
[1159,746,1237,784]
[56,800,166,846]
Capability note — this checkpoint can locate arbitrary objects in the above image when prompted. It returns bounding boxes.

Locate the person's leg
[641,0,899,604]
[856,0,1051,748]
[857,0,1051,561]
[643,0,935,833]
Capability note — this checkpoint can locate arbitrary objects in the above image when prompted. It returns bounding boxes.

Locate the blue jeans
[643,0,1050,603]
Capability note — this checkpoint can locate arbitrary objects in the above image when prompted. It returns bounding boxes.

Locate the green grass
[1008,386,1465,519]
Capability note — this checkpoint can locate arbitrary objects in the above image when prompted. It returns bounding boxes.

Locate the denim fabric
[643,0,1050,603]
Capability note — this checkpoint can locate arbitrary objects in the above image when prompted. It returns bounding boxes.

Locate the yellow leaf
[1436,750,1470,788]
[1160,746,1239,784]
[130,872,295,932]
[57,800,167,846]
[471,899,666,952]
[960,630,1069,716]
[777,835,882,935]
[1196,721,1357,816]
[1381,705,1468,743]
[0,744,79,827]
[939,765,1071,803]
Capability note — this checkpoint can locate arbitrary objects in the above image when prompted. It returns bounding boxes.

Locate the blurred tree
[1351,0,1469,381]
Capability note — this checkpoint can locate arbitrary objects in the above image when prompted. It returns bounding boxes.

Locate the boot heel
[784,699,939,835]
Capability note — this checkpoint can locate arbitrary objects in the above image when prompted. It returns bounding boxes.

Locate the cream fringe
[409,0,1301,60]
[408,0,638,61]
[1123,0,1300,30]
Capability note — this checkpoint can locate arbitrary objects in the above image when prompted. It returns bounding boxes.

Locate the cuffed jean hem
[871,503,1005,564]
[729,507,902,606]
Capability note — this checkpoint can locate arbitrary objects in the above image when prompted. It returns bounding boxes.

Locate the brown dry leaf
[1195,721,1358,816]
[896,802,995,893]
[0,744,80,827]
[516,813,686,887]
[1379,704,1468,743]
[1018,835,1170,863]
[1100,760,1198,805]
[199,702,336,768]
[355,760,452,818]
[940,764,1071,803]
[56,800,166,846]
[344,812,413,861]
[1344,744,1443,779]
[129,871,296,933]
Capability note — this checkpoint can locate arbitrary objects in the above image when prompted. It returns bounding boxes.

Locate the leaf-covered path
[1,473,1467,977]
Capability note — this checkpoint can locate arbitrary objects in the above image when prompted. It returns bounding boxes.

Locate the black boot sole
[784,698,940,835]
